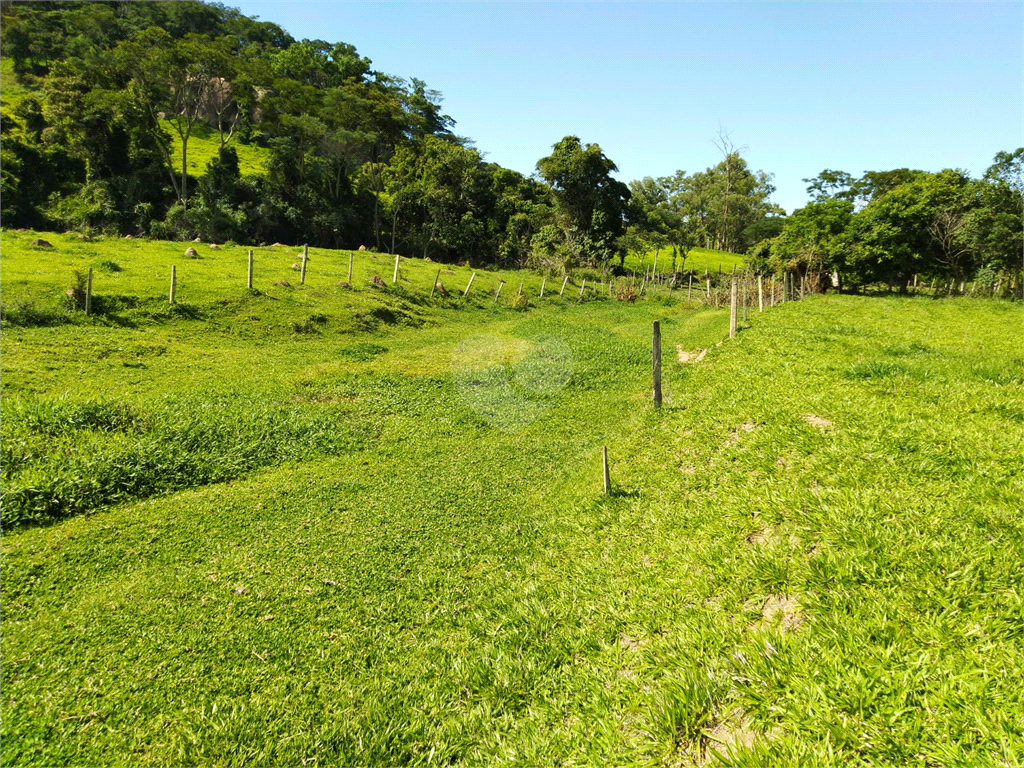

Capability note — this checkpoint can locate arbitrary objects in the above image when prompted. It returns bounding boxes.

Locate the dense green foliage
[1,234,1021,764]
[5,1,1016,289]
[0,1,555,264]
[753,153,1024,292]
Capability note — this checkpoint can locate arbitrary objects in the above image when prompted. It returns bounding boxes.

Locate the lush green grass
[0,59,33,116]
[163,120,270,178]
[1,231,1021,766]
[623,246,745,277]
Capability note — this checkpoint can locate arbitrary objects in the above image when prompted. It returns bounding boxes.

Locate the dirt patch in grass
[619,635,643,651]
[727,421,759,445]
[802,413,833,429]
[746,527,776,546]
[705,708,759,756]
[703,709,780,764]
[759,594,805,632]
[677,345,707,364]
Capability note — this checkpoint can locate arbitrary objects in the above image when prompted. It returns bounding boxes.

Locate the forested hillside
[0,0,1020,293]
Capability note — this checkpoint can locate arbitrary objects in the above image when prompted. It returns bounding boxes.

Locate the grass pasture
[0,232,1021,766]
[623,246,745,278]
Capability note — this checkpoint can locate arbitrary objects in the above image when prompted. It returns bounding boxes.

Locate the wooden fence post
[652,320,662,408]
[169,265,176,304]
[85,267,93,315]
[560,275,569,296]
[688,273,693,300]
[518,282,523,296]
[602,446,610,495]
[247,249,254,289]
[729,276,738,338]
[393,254,400,284]
[493,279,504,303]
[758,274,764,312]
[540,277,546,297]
[347,252,354,284]
[579,278,586,298]
[429,267,441,298]
[463,272,476,297]
[301,244,308,285]
[742,275,747,321]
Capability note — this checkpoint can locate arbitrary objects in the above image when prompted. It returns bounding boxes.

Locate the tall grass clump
[0,394,367,527]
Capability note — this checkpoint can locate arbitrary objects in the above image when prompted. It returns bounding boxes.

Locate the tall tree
[535,136,630,267]
[117,27,230,212]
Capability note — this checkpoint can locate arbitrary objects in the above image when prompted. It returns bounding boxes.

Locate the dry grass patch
[676,346,708,364]
[801,413,833,429]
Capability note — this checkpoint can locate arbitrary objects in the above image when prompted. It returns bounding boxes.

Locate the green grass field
[1,230,1021,766]
[623,246,745,278]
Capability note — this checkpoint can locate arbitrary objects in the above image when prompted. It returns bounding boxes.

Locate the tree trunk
[181,131,189,213]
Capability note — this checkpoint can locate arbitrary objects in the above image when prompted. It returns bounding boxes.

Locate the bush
[507,293,530,312]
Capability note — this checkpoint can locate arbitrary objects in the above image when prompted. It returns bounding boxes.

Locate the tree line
[1,1,1019,289]
[751,157,1023,292]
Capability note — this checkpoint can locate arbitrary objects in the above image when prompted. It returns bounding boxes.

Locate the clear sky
[232,0,1023,212]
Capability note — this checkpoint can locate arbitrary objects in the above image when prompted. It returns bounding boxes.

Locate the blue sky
[233,1,1023,212]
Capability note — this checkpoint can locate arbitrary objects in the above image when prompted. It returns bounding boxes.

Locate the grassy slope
[0,59,32,116]
[1,234,1021,766]
[623,246,745,277]
[163,120,269,178]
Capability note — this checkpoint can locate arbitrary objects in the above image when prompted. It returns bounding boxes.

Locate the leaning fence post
[429,267,441,298]
[579,278,586,298]
[493,279,505,303]
[560,275,569,296]
[540,277,546,297]
[393,254,400,284]
[247,249,254,289]
[85,267,93,315]
[518,282,523,296]
[652,320,662,408]
[169,264,177,304]
[463,272,476,298]
[301,244,308,285]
